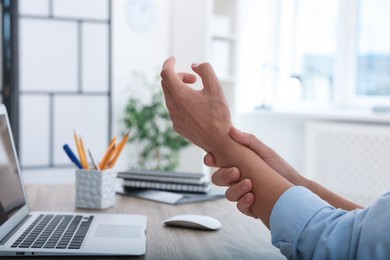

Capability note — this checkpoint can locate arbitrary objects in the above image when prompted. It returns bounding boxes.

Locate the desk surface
[22,185,284,259]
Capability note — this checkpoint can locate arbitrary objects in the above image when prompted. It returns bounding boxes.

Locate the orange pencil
[100,144,116,170]
[108,132,130,168]
[79,136,89,169]
[73,131,85,169]
[99,137,117,170]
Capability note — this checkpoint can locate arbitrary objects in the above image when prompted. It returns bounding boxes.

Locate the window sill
[240,107,390,124]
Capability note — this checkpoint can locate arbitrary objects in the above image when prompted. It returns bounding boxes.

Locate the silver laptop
[0,104,147,256]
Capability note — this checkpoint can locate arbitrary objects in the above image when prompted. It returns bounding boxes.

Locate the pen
[88,149,100,170]
[108,131,130,168]
[63,144,83,169]
[99,137,117,170]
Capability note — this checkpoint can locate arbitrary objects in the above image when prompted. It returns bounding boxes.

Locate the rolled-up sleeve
[270,186,390,260]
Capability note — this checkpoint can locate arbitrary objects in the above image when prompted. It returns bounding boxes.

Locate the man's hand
[161,58,294,227]
[207,163,257,218]
[205,126,305,218]
[160,57,232,155]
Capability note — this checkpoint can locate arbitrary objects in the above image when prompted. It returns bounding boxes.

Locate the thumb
[229,126,269,159]
[229,127,251,147]
[191,62,222,95]
[203,153,216,167]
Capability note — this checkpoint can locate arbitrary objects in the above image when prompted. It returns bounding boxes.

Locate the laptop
[0,104,147,256]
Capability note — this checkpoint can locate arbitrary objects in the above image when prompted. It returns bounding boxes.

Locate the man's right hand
[206,162,258,218]
[206,126,305,218]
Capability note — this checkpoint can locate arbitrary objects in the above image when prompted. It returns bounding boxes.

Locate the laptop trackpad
[95,225,141,238]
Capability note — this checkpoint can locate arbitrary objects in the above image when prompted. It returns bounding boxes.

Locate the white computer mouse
[163,214,221,231]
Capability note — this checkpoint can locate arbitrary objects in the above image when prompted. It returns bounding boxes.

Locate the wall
[238,110,390,172]
[20,0,207,184]
[237,111,306,174]
[111,0,171,171]
[19,0,112,183]
[112,0,206,174]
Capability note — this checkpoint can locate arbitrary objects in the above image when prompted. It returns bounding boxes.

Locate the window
[280,0,338,107]
[357,0,390,97]
[237,0,390,112]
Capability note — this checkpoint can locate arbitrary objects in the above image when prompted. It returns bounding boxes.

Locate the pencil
[100,144,116,170]
[99,137,117,170]
[73,131,85,169]
[79,136,90,169]
[108,131,130,168]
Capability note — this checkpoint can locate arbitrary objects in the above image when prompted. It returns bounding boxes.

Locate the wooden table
[20,185,285,259]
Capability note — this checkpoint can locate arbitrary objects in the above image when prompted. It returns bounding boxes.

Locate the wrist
[298,176,312,189]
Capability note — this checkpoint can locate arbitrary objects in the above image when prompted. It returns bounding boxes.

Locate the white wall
[112,0,206,174]
[21,0,208,184]
[236,112,306,174]
[111,0,171,171]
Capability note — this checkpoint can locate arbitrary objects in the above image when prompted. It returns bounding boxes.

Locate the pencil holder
[75,169,117,209]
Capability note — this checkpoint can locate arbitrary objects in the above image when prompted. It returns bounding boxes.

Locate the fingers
[161,57,198,97]
[203,153,216,167]
[161,57,196,84]
[236,193,257,218]
[191,62,222,95]
[161,58,221,96]
[229,126,254,147]
[229,126,271,159]
[225,179,252,202]
[211,167,240,186]
[177,72,197,84]
[162,56,175,70]
[211,166,257,218]
[160,56,183,94]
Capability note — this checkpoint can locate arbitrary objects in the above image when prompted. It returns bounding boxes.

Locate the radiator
[305,121,390,206]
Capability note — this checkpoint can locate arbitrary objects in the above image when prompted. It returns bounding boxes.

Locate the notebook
[117,186,225,205]
[118,168,211,193]
[0,105,147,256]
[121,179,211,193]
[118,169,209,184]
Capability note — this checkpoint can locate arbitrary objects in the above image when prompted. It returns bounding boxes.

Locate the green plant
[123,73,190,171]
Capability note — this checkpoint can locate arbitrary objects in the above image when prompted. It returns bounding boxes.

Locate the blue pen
[63,144,83,169]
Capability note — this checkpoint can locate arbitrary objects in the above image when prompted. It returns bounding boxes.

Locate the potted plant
[123,72,190,171]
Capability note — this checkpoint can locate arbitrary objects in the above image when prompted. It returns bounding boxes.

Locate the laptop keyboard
[11,214,94,250]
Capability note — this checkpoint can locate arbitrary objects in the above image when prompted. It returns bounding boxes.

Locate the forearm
[252,142,363,211]
[211,136,293,228]
[301,178,363,210]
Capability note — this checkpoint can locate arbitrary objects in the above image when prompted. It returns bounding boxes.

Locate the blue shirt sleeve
[270,186,390,260]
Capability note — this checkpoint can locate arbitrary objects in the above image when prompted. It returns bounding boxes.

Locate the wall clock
[126,0,156,32]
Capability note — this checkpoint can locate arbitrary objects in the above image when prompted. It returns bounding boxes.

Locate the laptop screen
[0,114,26,226]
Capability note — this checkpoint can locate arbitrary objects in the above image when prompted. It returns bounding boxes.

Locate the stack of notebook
[117,169,212,194]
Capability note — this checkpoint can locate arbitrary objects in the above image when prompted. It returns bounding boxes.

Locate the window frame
[333,0,390,109]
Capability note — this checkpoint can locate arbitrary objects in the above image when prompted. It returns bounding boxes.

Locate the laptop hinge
[0,214,31,245]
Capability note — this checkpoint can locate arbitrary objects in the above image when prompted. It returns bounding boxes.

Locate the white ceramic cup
[75,169,117,209]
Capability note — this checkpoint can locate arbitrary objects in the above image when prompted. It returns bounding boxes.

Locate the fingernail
[241,180,250,191]
[229,168,238,179]
[245,194,252,202]
[192,63,199,67]
[204,156,211,165]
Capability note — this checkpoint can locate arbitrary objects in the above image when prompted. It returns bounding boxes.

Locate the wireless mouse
[163,214,221,231]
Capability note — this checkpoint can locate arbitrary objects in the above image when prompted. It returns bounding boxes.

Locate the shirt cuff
[270,186,332,255]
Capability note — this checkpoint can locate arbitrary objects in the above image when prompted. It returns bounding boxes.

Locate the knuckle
[160,69,168,79]
[225,189,235,202]
[211,170,224,186]
[248,133,256,142]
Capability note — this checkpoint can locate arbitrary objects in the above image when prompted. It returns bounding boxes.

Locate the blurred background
[1,0,390,206]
